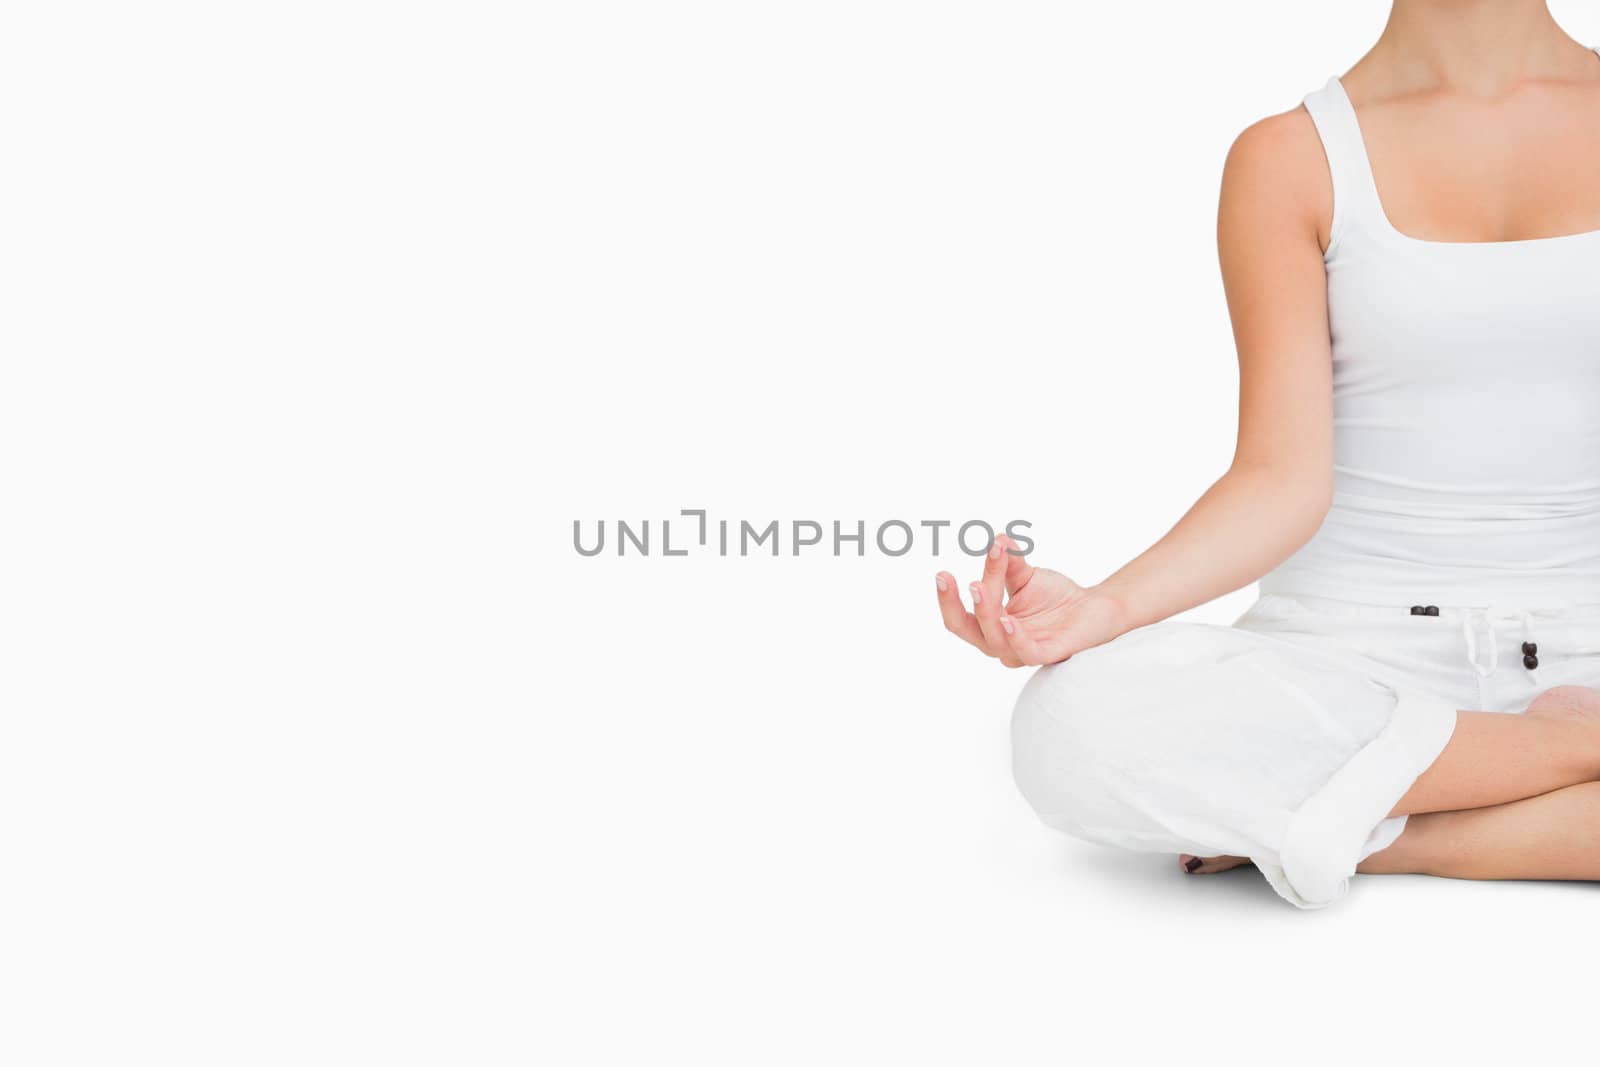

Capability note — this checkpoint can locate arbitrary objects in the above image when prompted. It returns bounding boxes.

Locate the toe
[1180,854,1253,875]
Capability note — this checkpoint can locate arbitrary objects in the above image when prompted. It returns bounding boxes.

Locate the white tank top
[1261,57,1600,610]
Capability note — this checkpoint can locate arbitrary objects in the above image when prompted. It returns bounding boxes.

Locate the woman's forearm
[1092,462,1331,632]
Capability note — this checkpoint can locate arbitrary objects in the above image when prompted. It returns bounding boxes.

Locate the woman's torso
[1262,55,1600,610]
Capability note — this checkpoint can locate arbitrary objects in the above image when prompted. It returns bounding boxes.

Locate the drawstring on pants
[1458,607,1539,680]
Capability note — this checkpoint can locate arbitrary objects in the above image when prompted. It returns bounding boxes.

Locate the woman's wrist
[1082,581,1142,638]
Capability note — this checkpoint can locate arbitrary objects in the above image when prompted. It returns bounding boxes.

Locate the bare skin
[1362,785,1600,881]
[939,1,1600,889]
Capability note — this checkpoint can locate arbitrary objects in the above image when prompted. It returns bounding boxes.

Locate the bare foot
[1178,853,1253,875]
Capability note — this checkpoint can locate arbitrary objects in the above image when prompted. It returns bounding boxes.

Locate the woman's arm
[1097,108,1336,631]
[937,107,1337,665]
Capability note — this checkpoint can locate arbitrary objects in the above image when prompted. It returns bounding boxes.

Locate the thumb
[999,614,1074,667]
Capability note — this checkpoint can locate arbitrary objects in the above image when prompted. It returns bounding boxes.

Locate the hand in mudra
[936,536,1128,667]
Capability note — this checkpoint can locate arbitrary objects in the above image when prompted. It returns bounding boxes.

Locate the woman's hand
[935,536,1129,667]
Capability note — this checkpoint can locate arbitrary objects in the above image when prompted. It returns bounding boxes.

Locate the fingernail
[988,540,1002,560]
[1184,857,1203,873]
[936,574,947,592]
[1000,616,1014,635]
[969,583,982,604]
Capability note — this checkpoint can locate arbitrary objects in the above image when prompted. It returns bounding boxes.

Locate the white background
[7,2,1600,1063]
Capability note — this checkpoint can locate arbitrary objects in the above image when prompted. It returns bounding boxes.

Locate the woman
[936,2,1600,907]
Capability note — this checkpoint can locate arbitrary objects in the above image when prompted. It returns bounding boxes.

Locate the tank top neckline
[1318,45,1600,252]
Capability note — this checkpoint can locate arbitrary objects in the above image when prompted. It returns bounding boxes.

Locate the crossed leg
[1181,685,1600,879]
[1359,780,1600,880]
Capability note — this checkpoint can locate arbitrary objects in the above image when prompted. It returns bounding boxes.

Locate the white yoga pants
[1011,593,1600,908]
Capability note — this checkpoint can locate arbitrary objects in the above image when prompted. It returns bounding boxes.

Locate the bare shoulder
[1218,106,1331,250]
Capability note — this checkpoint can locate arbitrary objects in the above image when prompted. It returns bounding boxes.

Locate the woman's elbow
[1228,460,1333,548]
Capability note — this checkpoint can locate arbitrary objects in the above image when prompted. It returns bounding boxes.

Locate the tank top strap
[1301,76,1386,250]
